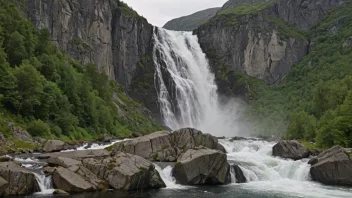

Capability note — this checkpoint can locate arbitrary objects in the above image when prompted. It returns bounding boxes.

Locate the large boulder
[0,176,8,196]
[43,140,66,152]
[113,128,226,162]
[83,152,166,190]
[173,147,231,185]
[6,122,35,144]
[272,140,309,160]
[171,128,221,151]
[309,146,352,186]
[47,157,82,168]
[53,167,95,193]
[68,165,109,191]
[0,162,37,196]
[113,131,172,161]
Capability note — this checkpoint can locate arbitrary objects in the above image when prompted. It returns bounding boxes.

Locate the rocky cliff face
[195,0,351,85]
[17,0,159,117]
[163,8,220,31]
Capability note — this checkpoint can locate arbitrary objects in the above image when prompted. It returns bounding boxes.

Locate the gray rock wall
[17,0,159,117]
[195,0,351,85]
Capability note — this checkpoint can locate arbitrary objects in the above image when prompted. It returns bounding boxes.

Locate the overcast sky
[123,0,228,27]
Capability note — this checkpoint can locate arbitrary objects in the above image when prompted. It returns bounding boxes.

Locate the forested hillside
[0,0,161,141]
[247,3,352,148]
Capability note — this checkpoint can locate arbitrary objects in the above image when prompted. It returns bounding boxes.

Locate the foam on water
[154,164,186,189]
[33,173,55,195]
[62,139,130,152]
[220,139,352,198]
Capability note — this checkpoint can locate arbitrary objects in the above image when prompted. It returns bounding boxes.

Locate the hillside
[195,0,352,148]
[0,0,161,144]
[163,8,220,31]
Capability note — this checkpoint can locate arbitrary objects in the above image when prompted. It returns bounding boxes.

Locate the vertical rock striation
[195,0,351,85]
[17,0,159,116]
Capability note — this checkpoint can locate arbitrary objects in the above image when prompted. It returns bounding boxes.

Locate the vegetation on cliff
[247,3,352,148]
[0,0,161,141]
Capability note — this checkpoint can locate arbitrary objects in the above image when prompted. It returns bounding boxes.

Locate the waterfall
[34,173,55,194]
[154,164,185,189]
[153,28,242,136]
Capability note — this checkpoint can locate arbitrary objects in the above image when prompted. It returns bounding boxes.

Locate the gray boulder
[53,167,95,193]
[82,152,166,190]
[113,128,226,162]
[272,140,309,160]
[173,147,231,185]
[0,176,8,196]
[67,164,109,191]
[113,131,174,161]
[171,128,221,151]
[43,140,66,152]
[310,146,352,186]
[0,162,37,196]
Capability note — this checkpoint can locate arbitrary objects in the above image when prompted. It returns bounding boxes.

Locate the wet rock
[47,157,82,168]
[153,162,176,169]
[272,140,309,160]
[231,165,246,183]
[310,146,352,186]
[83,152,166,190]
[43,140,66,152]
[53,167,95,193]
[173,147,231,185]
[230,137,248,141]
[0,162,37,196]
[44,167,56,174]
[0,156,10,162]
[39,149,109,160]
[0,176,8,196]
[217,143,227,153]
[53,189,69,195]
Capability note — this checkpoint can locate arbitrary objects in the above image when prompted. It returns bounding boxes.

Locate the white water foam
[62,139,131,152]
[33,173,55,195]
[154,164,185,189]
[220,139,352,198]
[153,28,242,137]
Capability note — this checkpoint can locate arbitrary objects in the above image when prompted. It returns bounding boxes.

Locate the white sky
[122,0,228,27]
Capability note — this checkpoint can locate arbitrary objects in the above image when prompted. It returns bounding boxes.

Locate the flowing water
[153,28,243,136]
[12,29,352,197]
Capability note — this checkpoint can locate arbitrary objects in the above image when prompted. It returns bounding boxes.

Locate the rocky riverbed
[0,128,352,197]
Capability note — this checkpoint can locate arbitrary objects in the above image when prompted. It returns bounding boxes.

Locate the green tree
[10,62,44,116]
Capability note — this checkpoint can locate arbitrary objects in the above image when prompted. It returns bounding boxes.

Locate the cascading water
[33,173,55,194]
[153,28,242,136]
[152,28,352,198]
[154,164,185,189]
[220,139,352,198]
